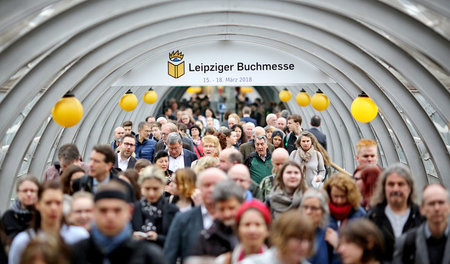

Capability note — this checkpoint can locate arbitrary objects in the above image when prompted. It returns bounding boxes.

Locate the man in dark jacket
[308,115,327,150]
[367,163,424,262]
[393,184,450,264]
[73,145,118,194]
[71,181,164,264]
[192,180,244,256]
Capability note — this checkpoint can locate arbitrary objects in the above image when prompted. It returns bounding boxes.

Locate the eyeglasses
[302,205,321,212]
[123,143,135,147]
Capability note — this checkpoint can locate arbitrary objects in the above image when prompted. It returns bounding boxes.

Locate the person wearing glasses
[113,134,137,172]
[300,188,336,264]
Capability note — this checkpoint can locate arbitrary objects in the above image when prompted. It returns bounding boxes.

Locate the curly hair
[323,173,362,209]
[231,124,248,144]
[274,161,307,193]
[175,168,197,198]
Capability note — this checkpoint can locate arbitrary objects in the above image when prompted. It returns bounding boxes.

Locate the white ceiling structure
[0,0,449,210]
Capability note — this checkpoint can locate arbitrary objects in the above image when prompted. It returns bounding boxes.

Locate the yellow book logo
[168,50,185,78]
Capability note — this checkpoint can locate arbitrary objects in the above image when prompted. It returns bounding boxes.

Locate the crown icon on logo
[169,50,184,62]
[168,50,185,78]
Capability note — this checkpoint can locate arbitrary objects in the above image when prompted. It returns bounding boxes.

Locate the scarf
[91,222,132,254]
[299,145,315,163]
[139,197,163,232]
[269,186,303,218]
[11,199,31,214]
[329,202,353,221]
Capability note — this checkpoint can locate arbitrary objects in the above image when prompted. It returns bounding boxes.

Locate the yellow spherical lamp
[119,89,138,111]
[187,86,201,94]
[351,91,378,123]
[311,89,330,111]
[279,88,292,102]
[240,86,253,93]
[296,89,311,107]
[143,88,157,104]
[51,92,83,127]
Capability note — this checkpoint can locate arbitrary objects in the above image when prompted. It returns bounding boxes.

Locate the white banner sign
[113,41,335,86]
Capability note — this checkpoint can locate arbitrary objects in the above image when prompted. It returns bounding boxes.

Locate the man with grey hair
[244,135,273,185]
[192,180,244,257]
[164,168,227,263]
[239,126,275,161]
[155,122,194,153]
[367,163,424,262]
[393,184,449,264]
[243,122,255,140]
[266,113,277,127]
[276,117,287,131]
[167,132,198,172]
[228,164,254,201]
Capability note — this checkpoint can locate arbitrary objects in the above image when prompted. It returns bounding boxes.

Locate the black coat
[1,209,33,240]
[192,219,238,257]
[71,236,165,264]
[131,196,179,247]
[367,203,424,261]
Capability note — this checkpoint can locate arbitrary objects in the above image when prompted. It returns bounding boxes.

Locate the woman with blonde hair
[193,156,220,175]
[290,131,327,188]
[191,135,220,169]
[132,166,179,247]
[170,168,201,212]
[323,173,366,252]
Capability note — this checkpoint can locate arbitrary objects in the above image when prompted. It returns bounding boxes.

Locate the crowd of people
[0,96,448,264]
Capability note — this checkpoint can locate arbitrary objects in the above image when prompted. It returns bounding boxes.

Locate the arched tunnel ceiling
[0,0,449,210]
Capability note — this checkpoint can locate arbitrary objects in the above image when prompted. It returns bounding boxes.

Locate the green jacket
[245,151,273,184]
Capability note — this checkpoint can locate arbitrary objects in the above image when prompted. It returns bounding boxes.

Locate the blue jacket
[135,136,156,162]
[308,227,332,264]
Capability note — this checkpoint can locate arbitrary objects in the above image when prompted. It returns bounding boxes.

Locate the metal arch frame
[0,1,446,210]
[0,9,440,177]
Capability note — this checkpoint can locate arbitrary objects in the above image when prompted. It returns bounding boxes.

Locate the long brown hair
[323,173,362,209]
[274,161,307,193]
[31,181,64,232]
[295,131,331,166]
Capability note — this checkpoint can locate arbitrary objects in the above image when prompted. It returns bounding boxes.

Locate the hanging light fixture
[143,88,157,104]
[351,91,378,123]
[311,89,329,111]
[279,88,292,102]
[187,86,201,94]
[296,89,311,107]
[240,86,253,93]
[51,91,83,127]
[119,89,138,111]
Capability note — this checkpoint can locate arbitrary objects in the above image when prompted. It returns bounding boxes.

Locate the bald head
[420,184,449,229]
[271,148,289,173]
[228,164,251,191]
[219,148,242,172]
[198,168,228,209]
[113,127,125,140]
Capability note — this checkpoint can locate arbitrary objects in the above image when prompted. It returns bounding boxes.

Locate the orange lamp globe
[351,92,378,123]
[143,88,157,104]
[51,92,83,127]
[311,89,329,111]
[279,88,292,102]
[296,89,311,107]
[119,89,138,111]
